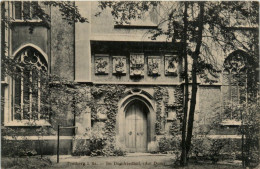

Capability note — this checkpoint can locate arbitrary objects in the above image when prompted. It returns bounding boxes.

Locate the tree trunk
[180,1,189,166]
[185,2,204,156]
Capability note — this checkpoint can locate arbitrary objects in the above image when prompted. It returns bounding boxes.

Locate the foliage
[88,130,108,156]
[169,119,181,136]
[189,106,237,164]
[190,111,240,163]
[1,157,52,169]
[51,84,126,156]
[85,85,126,156]
[153,85,183,136]
[73,129,126,157]
[214,94,260,166]
[1,57,89,156]
[190,94,259,166]
[97,4,258,164]
[72,139,91,156]
[173,86,184,123]
[2,1,258,163]
[2,52,126,157]
[158,136,181,156]
[1,0,126,159]
[2,1,88,30]
[112,147,126,156]
[2,138,37,158]
[240,99,260,166]
[222,104,241,121]
[97,2,159,25]
[0,126,49,169]
[154,86,168,135]
[191,138,239,164]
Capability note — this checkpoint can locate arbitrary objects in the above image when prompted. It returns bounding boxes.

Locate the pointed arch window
[13,47,48,122]
[222,50,256,121]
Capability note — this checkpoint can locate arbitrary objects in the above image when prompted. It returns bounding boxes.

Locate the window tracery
[222,50,255,121]
[13,47,48,121]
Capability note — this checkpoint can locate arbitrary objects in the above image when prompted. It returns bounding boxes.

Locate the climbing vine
[154,86,169,135]
[174,85,184,121]
[154,85,183,136]
[88,85,126,155]
[169,85,184,135]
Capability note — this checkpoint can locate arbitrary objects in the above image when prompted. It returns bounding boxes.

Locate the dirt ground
[2,154,246,169]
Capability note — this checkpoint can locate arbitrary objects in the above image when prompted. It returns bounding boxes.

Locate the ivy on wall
[154,85,183,135]
[173,86,184,121]
[87,84,183,154]
[154,86,169,135]
[88,85,126,155]
[170,85,184,135]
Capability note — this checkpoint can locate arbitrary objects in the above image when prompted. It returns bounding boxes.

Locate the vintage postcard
[1,1,259,169]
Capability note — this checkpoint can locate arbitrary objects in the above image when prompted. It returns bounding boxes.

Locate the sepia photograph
[1,1,259,169]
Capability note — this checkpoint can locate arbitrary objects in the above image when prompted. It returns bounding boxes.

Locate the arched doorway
[125,100,149,152]
[116,91,156,153]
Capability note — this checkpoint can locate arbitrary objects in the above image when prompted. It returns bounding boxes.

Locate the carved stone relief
[95,55,109,75]
[113,56,126,75]
[130,53,144,77]
[148,56,161,76]
[165,55,178,76]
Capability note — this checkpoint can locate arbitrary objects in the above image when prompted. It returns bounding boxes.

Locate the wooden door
[125,101,147,152]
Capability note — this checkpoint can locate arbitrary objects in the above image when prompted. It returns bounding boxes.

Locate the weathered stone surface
[51,6,74,80]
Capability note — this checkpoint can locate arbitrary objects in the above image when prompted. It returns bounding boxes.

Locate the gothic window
[13,47,48,121]
[222,50,256,120]
[13,1,39,20]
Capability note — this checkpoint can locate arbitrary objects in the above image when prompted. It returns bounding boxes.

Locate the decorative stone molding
[19,49,48,71]
[165,55,178,76]
[95,55,109,75]
[130,53,144,77]
[117,92,156,151]
[148,56,161,76]
[224,52,247,74]
[12,43,48,63]
[130,88,142,94]
[113,56,126,75]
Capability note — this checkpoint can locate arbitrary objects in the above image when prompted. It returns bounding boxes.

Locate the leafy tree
[1,1,88,80]
[1,1,88,26]
[97,1,259,166]
[1,1,258,166]
[1,1,89,158]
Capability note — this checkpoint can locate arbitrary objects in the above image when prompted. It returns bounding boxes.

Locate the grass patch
[1,157,52,169]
